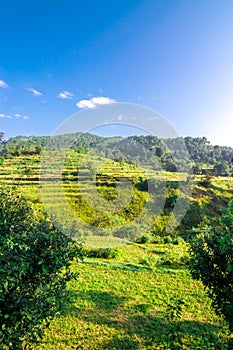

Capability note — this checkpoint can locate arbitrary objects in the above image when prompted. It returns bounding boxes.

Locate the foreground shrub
[0,186,81,349]
[189,200,233,336]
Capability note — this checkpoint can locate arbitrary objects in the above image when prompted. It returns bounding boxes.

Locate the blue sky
[0,0,233,146]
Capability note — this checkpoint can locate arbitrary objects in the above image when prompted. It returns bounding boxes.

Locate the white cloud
[27,88,42,96]
[0,113,11,119]
[76,96,116,109]
[0,113,29,120]
[76,99,96,109]
[58,90,74,99]
[91,97,116,105]
[0,80,9,89]
[14,113,29,119]
[117,114,124,121]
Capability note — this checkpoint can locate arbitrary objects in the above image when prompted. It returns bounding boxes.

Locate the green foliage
[0,186,80,349]
[3,133,233,173]
[138,243,190,270]
[189,201,233,333]
[160,243,190,268]
[166,297,187,349]
[181,201,207,231]
[213,162,231,177]
[81,246,120,259]
[151,213,179,239]
[163,235,173,244]
[1,133,104,158]
[1,132,233,348]
[167,297,186,322]
[200,173,213,188]
[135,233,151,244]
[8,240,226,349]
[192,163,202,174]
[0,132,4,142]
[151,234,185,245]
[185,136,233,167]
[138,254,159,270]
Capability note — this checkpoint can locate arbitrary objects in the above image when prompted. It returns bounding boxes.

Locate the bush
[139,254,159,270]
[135,233,151,244]
[163,235,173,244]
[189,201,233,333]
[172,236,185,245]
[199,173,212,188]
[160,243,190,267]
[81,246,120,259]
[0,186,81,349]
[151,234,165,244]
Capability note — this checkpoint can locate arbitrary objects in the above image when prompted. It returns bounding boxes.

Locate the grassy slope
[1,153,233,221]
[34,244,229,349]
[0,153,232,349]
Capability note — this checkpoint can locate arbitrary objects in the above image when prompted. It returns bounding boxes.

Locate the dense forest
[1,133,233,176]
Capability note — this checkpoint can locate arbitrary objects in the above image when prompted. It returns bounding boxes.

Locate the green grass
[32,243,229,349]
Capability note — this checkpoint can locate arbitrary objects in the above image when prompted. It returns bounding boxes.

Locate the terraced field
[1,151,233,239]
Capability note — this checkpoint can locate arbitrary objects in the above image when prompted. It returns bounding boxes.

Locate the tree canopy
[189,201,233,335]
[0,186,81,349]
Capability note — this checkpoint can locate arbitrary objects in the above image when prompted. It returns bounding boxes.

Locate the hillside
[0,133,233,348]
[0,143,232,242]
[1,134,233,176]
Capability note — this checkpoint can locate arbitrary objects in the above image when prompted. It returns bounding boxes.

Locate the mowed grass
[33,243,229,349]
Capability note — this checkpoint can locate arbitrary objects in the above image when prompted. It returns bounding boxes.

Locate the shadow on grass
[78,290,128,311]
[82,260,151,272]
[60,289,229,349]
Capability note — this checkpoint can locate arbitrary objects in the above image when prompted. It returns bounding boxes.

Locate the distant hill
[1,133,233,176]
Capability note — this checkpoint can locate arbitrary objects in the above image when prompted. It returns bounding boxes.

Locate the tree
[0,132,4,157]
[192,163,202,175]
[0,186,81,349]
[34,144,42,155]
[213,162,230,176]
[189,201,233,337]
[200,172,212,188]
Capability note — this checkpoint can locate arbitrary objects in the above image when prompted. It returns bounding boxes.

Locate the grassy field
[32,243,229,350]
[0,152,233,348]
